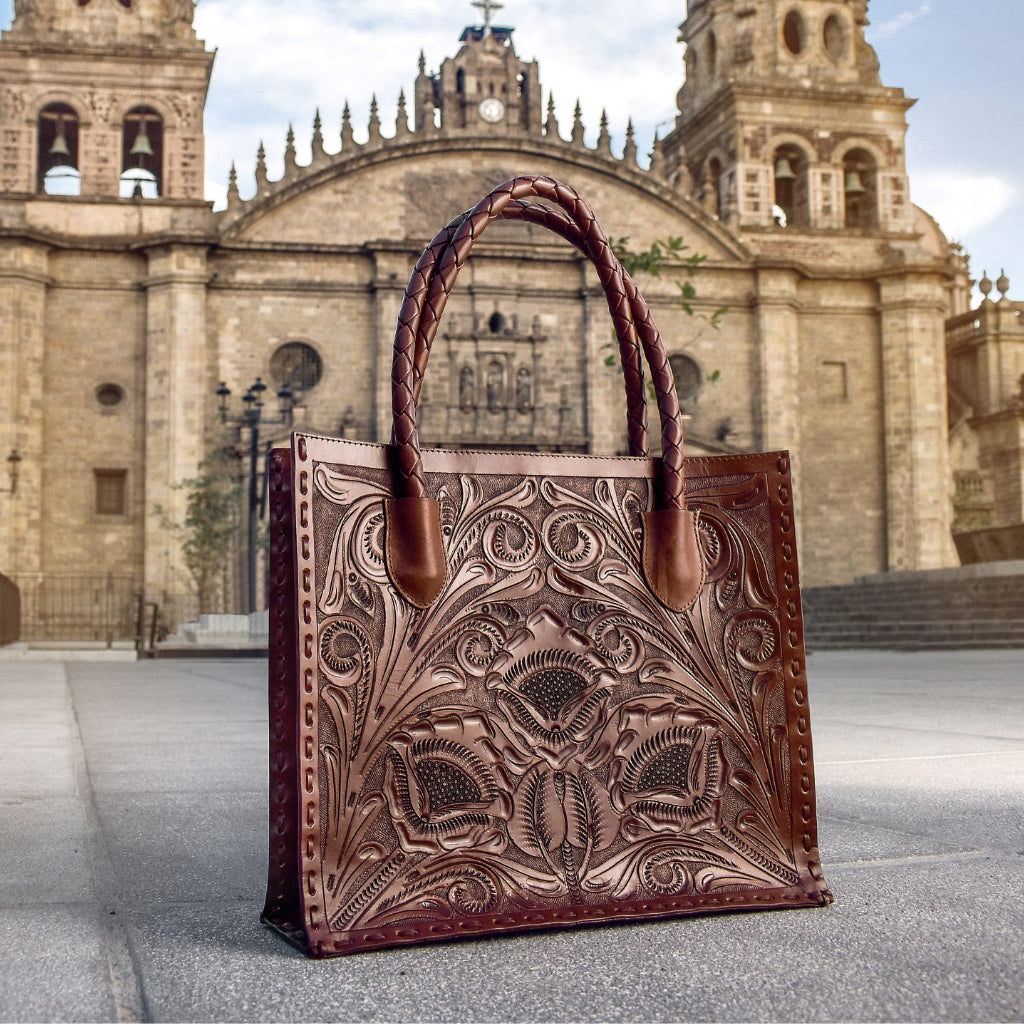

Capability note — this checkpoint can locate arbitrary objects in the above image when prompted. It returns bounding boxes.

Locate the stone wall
[0,0,974,630]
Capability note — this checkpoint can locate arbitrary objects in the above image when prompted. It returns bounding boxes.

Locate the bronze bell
[774,157,796,181]
[48,118,71,157]
[844,169,867,195]
[130,121,154,158]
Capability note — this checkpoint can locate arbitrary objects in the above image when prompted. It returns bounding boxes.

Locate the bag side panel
[261,447,309,949]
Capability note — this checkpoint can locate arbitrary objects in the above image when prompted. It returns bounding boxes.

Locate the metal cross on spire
[472,0,504,31]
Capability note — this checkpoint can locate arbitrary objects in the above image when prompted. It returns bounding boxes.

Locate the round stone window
[823,14,847,61]
[270,341,323,392]
[670,354,702,405]
[95,383,125,408]
[783,10,805,55]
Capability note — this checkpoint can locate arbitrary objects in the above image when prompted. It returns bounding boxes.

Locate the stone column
[0,238,48,576]
[752,266,804,555]
[78,124,122,198]
[733,164,773,229]
[141,242,209,607]
[0,106,35,193]
[809,166,843,229]
[753,267,802,451]
[971,295,1024,418]
[163,131,206,200]
[879,270,957,570]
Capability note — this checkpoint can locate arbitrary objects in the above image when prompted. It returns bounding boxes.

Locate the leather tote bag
[263,175,832,958]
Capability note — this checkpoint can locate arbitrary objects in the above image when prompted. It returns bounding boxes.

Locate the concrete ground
[0,649,1021,1023]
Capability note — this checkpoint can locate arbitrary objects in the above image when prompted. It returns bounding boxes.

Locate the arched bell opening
[842,148,878,229]
[120,106,164,198]
[772,143,809,228]
[38,102,81,196]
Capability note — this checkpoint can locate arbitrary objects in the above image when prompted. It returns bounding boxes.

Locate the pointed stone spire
[675,158,694,197]
[395,89,411,139]
[622,118,638,167]
[311,108,325,162]
[226,161,240,209]
[649,131,666,180]
[255,141,268,192]
[367,94,382,144]
[284,123,297,175]
[596,109,612,156]
[340,101,355,152]
[544,93,560,141]
[571,100,584,146]
[418,49,426,75]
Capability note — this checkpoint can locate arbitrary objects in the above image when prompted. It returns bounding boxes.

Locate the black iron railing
[12,573,138,644]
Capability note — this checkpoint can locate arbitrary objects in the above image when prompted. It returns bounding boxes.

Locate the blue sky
[867,0,1022,297]
[1,0,1020,299]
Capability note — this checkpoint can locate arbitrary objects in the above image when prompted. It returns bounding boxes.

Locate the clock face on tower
[478,97,506,124]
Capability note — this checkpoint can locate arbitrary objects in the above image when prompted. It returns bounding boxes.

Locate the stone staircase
[153,611,269,657]
[801,561,1024,650]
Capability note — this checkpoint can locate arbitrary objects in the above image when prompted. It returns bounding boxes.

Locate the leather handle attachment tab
[384,497,448,609]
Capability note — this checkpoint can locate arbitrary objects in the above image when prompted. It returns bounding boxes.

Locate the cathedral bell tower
[664,0,914,234]
[414,0,542,135]
[0,0,213,199]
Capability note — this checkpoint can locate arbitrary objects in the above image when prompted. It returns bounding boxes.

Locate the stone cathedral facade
[2,0,1015,632]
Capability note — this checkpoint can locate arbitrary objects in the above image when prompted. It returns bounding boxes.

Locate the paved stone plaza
[0,649,1021,1022]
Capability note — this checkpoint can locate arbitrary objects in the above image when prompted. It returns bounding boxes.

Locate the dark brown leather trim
[383,496,447,608]
[301,432,796,495]
[642,508,706,612]
[261,448,305,945]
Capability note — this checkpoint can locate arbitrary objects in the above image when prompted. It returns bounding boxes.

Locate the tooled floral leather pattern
[294,443,827,951]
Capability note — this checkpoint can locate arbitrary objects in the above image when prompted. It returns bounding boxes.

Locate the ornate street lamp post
[4,450,19,496]
[216,378,293,613]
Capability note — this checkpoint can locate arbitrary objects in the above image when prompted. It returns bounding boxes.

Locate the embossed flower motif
[485,608,620,771]
[607,702,725,836]
[383,711,514,855]
[506,762,618,866]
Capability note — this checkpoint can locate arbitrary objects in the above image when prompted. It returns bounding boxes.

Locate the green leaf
[602,234,727,351]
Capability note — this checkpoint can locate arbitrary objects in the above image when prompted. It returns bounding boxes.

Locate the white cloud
[874,2,932,39]
[912,170,1017,238]
[195,0,684,202]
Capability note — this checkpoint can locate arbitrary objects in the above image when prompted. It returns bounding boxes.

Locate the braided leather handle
[405,202,650,457]
[409,199,684,459]
[385,176,703,613]
[393,175,686,509]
